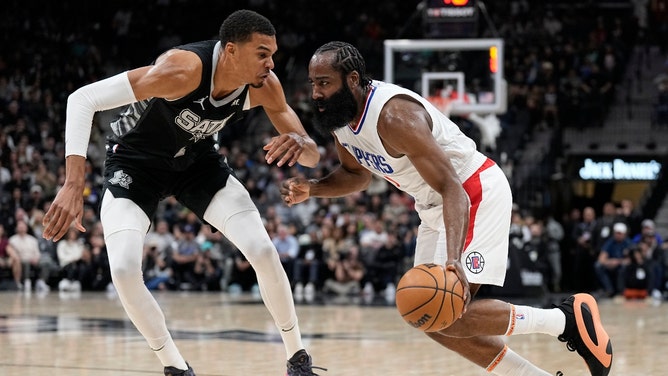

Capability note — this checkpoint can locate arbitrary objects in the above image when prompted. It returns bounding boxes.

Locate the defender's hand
[263,133,305,167]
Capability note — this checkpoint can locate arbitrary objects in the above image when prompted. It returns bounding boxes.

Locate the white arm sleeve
[65,71,137,157]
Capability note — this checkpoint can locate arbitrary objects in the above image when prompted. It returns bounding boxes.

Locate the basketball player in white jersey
[281,41,612,376]
[41,10,324,376]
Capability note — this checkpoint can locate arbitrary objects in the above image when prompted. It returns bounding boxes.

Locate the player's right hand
[42,183,86,241]
[445,260,470,317]
[280,178,310,207]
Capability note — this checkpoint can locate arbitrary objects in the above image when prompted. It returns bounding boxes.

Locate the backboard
[383,38,506,116]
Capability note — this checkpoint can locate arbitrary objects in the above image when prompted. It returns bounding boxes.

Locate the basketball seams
[396,263,466,332]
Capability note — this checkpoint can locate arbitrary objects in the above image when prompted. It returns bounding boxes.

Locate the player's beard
[312,85,358,136]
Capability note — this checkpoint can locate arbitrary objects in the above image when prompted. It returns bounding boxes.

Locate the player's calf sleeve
[101,193,187,370]
[105,229,188,370]
[205,202,304,357]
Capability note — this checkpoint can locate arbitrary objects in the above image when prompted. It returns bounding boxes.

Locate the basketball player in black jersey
[42,10,324,376]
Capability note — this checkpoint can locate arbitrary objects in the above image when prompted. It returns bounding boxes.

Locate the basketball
[395,263,465,332]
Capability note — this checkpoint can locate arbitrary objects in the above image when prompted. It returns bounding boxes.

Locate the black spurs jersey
[109,40,251,159]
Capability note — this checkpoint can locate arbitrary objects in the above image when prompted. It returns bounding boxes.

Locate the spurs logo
[175,109,235,142]
[109,170,133,189]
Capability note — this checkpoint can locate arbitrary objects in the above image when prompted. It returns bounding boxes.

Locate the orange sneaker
[556,294,613,376]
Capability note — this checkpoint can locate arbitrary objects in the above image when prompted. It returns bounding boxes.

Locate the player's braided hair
[315,41,372,88]
[219,9,276,44]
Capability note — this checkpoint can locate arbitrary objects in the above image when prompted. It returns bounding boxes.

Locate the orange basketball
[395,263,465,332]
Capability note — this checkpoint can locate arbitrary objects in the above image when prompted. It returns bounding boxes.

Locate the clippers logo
[515,313,525,321]
[342,143,394,174]
[465,251,485,274]
[108,170,133,189]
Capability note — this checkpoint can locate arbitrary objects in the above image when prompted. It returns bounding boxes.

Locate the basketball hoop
[427,95,454,116]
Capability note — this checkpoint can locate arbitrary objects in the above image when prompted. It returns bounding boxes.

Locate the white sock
[487,345,552,376]
[505,304,566,337]
[148,335,189,371]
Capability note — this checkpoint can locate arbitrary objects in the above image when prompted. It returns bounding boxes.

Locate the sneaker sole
[573,293,613,375]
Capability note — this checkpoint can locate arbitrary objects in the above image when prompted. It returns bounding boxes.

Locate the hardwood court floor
[0,290,663,375]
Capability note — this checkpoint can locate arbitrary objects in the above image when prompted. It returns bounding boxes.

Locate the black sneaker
[555,294,613,376]
[286,349,327,376]
[164,362,195,376]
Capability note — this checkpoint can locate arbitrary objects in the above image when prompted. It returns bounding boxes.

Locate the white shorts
[413,159,512,286]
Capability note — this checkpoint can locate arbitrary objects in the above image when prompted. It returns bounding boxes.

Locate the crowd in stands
[1,0,667,303]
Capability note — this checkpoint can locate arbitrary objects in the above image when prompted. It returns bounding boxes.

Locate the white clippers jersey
[333,80,487,209]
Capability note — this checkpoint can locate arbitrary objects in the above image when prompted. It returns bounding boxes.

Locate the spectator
[192,242,223,291]
[323,245,365,296]
[292,231,323,301]
[595,222,633,297]
[358,215,389,294]
[636,230,665,300]
[169,224,200,290]
[143,242,172,291]
[228,250,259,295]
[632,219,664,247]
[56,226,85,292]
[572,206,599,291]
[80,233,112,292]
[366,233,403,300]
[623,245,651,300]
[144,219,176,258]
[0,224,21,289]
[520,222,551,291]
[9,220,50,292]
[272,224,299,281]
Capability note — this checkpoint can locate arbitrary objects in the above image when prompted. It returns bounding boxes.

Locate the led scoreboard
[423,0,479,37]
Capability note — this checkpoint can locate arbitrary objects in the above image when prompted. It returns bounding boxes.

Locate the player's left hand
[263,132,305,167]
[445,259,471,317]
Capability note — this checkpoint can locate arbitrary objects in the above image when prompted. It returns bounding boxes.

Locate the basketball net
[427,88,472,118]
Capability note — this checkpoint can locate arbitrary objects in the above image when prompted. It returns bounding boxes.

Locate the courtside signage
[578,158,661,181]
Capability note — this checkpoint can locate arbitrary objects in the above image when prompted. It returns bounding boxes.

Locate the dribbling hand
[445,260,471,317]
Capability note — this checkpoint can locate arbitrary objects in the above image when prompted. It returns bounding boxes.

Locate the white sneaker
[70,280,82,292]
[304,282,315,296]
[293,283,304,302]
[363,282,374,296]
[652,289,662,301]
[23,279,32,292]
[250,284,261,300]
[58,279,72,292]
[384,283,396,302]
[304,282,316,302]
[35,279,50,293]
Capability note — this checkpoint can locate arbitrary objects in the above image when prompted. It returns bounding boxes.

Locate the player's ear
[225,42,236,56]
[348,71,360,88]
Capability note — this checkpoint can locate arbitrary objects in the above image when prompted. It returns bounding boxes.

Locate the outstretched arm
[43,49,202,241]
[250,72,319,167]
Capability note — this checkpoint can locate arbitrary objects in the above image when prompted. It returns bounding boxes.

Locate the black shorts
[102,140,236,221]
